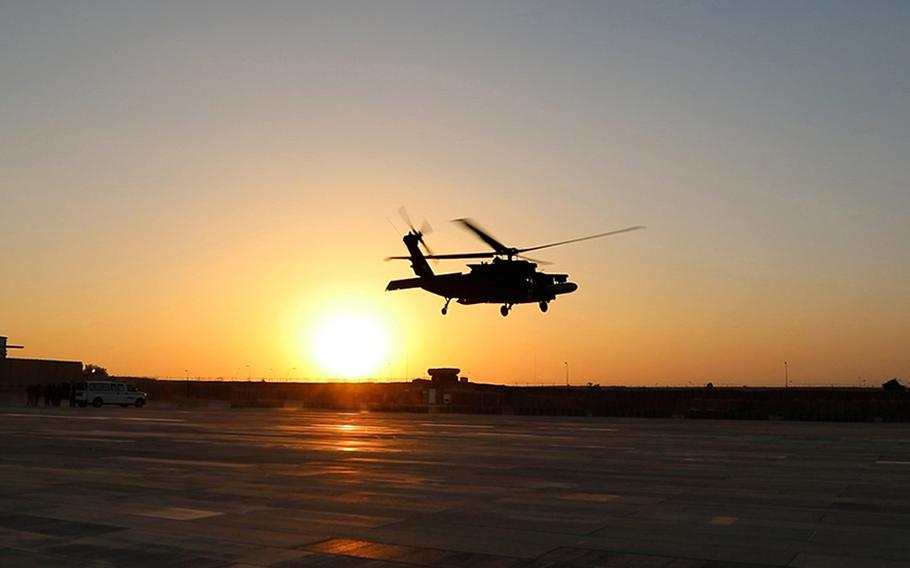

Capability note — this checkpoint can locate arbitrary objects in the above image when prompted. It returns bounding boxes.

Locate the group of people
[25,382,75,406]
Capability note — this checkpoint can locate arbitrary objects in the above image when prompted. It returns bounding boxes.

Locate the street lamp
[564,361,569,387]
[784,361,788,388]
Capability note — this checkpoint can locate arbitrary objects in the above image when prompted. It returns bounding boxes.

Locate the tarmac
[2,407,910,568]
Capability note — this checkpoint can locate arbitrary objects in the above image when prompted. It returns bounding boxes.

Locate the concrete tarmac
[2,407,910,567]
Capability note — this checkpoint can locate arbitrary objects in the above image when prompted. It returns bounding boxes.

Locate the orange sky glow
[3,3,909,386]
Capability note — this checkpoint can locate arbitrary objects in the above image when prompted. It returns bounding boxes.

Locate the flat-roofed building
[0,336,83,386]
[0,357,83,386]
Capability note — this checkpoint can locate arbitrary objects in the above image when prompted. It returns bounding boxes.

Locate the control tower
[427,367,461,384]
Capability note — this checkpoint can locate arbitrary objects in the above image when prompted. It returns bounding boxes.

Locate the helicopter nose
[550,282,578,295]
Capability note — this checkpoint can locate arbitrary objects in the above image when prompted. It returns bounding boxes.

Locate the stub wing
[386,277,424,291]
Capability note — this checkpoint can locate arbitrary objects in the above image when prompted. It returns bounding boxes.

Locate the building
[0,336,83,387]
[427,367,463,384]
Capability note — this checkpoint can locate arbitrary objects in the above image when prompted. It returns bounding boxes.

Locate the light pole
[784,361,788,388]
[286,367,296,381]
[245,365,251,380]
[184,369,189,398]
[564,361,569,387]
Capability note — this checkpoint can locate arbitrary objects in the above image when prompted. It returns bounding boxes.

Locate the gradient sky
[2,1,909,385]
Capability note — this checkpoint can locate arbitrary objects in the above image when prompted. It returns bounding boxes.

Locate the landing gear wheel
[500,305,510,317]
[539,301,549,313]
[441,298,451,316]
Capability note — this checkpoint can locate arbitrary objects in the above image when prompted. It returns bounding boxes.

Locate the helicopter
[385,212,643,316]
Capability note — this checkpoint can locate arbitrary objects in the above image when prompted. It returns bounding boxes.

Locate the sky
[2,1,909,385]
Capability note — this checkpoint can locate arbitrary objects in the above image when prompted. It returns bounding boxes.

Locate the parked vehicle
[74,380,147,408]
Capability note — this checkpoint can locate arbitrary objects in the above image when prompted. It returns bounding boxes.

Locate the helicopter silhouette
[386,211,643,316]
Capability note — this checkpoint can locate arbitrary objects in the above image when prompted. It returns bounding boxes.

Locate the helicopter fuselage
[446,259,576,305]
[386,246,577,315]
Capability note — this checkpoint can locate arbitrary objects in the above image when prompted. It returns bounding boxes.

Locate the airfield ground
[2,408,910,567]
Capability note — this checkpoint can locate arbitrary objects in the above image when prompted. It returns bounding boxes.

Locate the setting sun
[311,312,390,379]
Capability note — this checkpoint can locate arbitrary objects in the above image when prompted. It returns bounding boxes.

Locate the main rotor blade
[385,252,495,260]
[423,251,498,260]
[453,218,509,254]
[516,254,552,266]
[517,225,645,254]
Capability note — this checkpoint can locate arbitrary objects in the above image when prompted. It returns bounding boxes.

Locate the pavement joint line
[537,545,787,568]
[303,537,521,567]
[133,507,224,521]
[106,456,254,468]
[559,492,620,503]
[0,412,185,423]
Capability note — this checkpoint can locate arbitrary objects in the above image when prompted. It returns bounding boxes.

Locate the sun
[311,312,390,379]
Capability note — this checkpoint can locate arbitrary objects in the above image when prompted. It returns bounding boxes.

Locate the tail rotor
[398,206,434,256]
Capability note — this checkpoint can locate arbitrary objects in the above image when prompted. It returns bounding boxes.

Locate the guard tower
[0,337,24,360]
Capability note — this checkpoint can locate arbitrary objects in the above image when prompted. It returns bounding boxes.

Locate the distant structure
[0,336,83,388]
[0,336,24,359]
[414,367,482,407]
[427,367,464,384]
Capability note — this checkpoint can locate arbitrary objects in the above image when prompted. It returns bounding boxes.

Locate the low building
[0,337,83,386]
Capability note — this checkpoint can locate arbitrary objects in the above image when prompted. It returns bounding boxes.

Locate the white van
[74,381,147,408]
